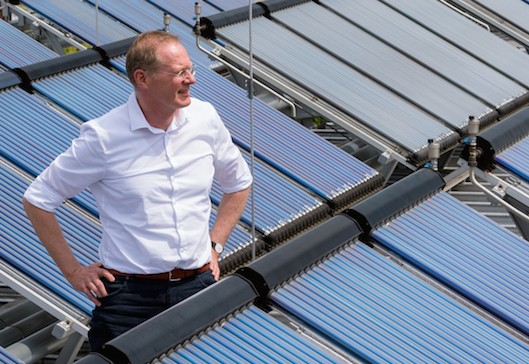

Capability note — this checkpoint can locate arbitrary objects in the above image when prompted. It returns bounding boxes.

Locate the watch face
[213,242,223,254]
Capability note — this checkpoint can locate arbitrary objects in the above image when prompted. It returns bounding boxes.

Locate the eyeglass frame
[148,64,197,80]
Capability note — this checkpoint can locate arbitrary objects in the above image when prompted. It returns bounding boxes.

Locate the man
[22,31,252,352]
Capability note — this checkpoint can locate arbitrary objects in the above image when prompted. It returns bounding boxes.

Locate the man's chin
[176,96,191,108]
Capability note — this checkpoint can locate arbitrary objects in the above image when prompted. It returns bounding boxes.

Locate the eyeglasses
[154,64,197,80]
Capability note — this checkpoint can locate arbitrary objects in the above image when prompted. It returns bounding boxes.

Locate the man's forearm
[210,187,250,244]
[22,197,81,277]
[23,197,114,306]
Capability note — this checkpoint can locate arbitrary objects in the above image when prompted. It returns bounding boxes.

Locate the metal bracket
[3,2,87,51]
[52,320,75,339]
[55,331,86,364]
[0,261,90,338]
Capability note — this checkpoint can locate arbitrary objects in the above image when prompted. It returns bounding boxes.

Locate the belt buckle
[168,270,182,282]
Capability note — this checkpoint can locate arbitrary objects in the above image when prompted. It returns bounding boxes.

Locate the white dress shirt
[24,93,252,273]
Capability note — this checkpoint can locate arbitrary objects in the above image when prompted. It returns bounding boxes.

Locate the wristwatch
[212,241,224,255]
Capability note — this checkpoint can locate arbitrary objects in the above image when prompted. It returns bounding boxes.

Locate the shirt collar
[128,92,186,133]
[129,92,151,131]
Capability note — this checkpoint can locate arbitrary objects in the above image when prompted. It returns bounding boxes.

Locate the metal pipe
[163,12,170,32]
[438,0,490,31]
[427,138,440,171]
[201,40,297,118]
[467,115,480,168]
[469,168,529,223]
[193,2,297,118]
[466,116,529,223]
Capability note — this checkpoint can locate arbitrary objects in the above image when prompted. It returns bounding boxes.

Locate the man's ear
[133,69,148,88]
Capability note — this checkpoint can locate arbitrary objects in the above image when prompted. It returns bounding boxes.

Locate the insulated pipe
[0,70,22,90]
[0,300,40,329]
[0,310,56,347]
[467,117,529,223]
[6,324,68,364]
[103,275,258,364]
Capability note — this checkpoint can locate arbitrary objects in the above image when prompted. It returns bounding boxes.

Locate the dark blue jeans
[88,270,216,353]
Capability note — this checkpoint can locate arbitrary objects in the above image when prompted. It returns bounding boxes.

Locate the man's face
[146,42,196,110]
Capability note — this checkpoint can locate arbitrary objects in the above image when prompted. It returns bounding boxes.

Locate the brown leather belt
[105,263,210,281]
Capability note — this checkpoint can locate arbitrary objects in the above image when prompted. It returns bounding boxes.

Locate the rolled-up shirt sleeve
[24,122,106,212]
[212,111,253,193]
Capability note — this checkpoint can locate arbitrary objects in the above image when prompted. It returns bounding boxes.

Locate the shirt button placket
[164,133,180,238]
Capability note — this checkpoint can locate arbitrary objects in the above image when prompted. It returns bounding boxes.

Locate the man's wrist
[65,265,82,278]
[211,241,224,255]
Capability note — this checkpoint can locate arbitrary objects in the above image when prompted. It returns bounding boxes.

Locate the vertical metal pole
[95,0,99,47]
[194,0,258,260]
[248,1,257,260]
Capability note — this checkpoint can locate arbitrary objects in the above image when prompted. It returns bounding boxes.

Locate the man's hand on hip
[66,262,115,307]
[209,251,221,281]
